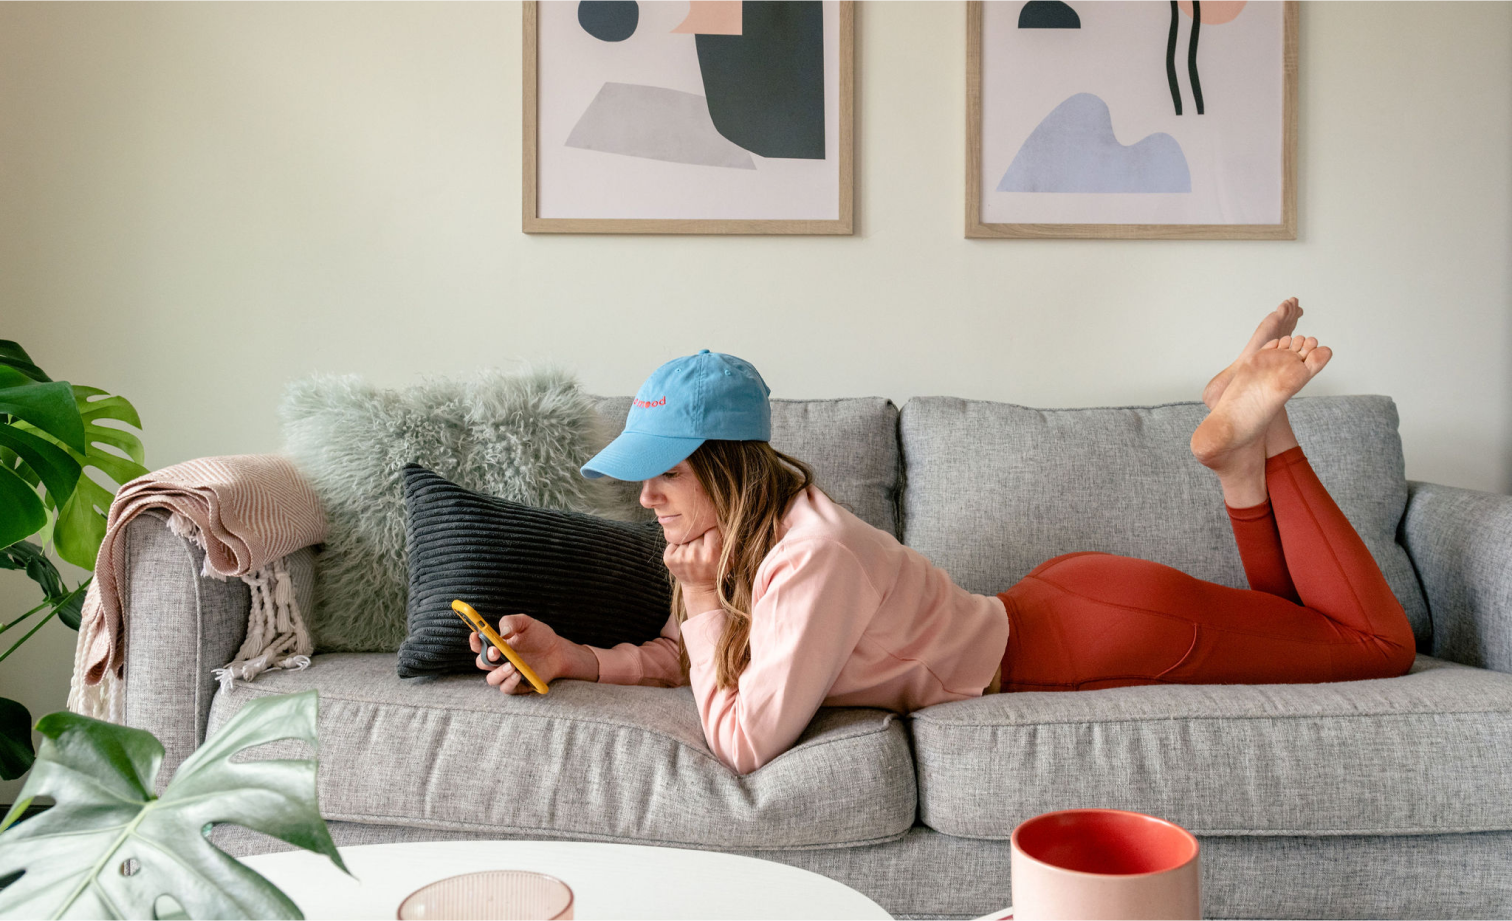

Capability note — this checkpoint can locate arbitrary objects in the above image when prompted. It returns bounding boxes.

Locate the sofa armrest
[1402,481,1512,673]
[120,512,318,786]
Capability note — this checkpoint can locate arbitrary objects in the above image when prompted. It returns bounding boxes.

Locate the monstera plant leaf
[0,362,84,551]
[1,341,147,568]
[0,697,33,781]
[42,385,149,570]
[0,542,85,631]
[0,690,347,919]
[0,341,51,383]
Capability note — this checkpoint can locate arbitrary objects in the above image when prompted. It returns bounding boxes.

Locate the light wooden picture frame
[967,0,1297,240]
[524,1,854,235]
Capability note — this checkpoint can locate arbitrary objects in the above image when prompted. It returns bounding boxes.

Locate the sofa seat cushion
[207,653,915,850]
[899,395,1432,646]
[910,655,1512,838]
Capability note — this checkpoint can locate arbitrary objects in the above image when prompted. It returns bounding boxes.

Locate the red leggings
[997,447,1417,691]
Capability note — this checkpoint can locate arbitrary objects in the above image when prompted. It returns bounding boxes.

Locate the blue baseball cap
[581,350,771,481]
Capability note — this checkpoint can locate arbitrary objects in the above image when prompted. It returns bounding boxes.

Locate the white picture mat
[537,0,841,221]
[981,0,1284,226]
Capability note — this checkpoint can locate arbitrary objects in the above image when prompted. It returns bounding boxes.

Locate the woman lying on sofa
[469,299,1418,774]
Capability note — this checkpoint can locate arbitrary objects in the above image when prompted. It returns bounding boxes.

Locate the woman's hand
[664,526,724,615]
[469,613,599,694]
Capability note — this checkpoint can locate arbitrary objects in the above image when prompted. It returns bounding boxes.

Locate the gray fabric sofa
[119,395,1512,919]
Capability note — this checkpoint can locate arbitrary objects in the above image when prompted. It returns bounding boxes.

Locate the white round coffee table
[240,839,892,920]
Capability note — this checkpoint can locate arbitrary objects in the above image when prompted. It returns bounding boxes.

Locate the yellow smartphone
[451,599,550,695]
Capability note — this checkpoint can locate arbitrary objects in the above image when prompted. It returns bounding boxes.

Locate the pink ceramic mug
[1010,808,1201,920]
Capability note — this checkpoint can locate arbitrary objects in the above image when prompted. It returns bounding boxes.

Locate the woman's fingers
[487,663,525,694]
[473,614,552,691]
[664,527,724,585]
[499,613,533,637]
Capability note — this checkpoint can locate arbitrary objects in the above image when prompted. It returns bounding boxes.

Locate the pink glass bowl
[1010,808,1200,920]
[397,869,574,920]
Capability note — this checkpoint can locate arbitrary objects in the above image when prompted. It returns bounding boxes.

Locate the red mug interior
[1013,809,1198,876]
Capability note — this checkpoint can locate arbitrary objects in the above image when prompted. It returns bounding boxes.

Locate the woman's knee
[1341,632,1417,681]
[1367,602,1418,677]
[1382,636,1418,677]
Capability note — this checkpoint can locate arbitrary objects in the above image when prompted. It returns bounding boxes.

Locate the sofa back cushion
[899,395,1431,645]
[594,396,902,538]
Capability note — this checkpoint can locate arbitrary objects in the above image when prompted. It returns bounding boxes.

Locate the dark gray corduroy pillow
[398,465,673,679]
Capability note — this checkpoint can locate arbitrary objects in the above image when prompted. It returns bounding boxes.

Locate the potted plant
[0,689,347,918]
[0,340,147,779]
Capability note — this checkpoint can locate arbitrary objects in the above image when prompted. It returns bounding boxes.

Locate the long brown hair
[671,440,814,689]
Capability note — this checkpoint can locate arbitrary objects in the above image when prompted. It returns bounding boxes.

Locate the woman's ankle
[1263,408,1301,458]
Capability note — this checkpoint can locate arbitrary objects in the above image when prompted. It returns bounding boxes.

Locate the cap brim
[580,431,706,481]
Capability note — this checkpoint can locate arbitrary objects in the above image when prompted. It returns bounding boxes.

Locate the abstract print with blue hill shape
[998,93,1190,194]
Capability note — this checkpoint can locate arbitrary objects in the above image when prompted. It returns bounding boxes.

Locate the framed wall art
[524,1,854,235]
[967,0,1297,240]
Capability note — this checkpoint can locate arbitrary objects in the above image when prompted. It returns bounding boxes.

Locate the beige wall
[2,1,1509,800]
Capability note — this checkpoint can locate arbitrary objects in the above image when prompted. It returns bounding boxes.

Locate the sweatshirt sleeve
[589,614,685,688]
[680,538,880,774]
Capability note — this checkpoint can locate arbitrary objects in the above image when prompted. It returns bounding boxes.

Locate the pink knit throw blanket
[68,454,327,721]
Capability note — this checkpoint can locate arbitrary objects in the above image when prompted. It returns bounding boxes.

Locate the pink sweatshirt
[589,486,1009,774]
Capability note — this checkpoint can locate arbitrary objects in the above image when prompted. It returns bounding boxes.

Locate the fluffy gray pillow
[280,369,629,652]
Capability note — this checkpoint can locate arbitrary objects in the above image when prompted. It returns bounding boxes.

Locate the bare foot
[1202,297,1303,410]
[1191,336,1331,504]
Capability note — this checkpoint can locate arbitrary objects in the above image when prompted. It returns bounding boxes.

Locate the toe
[1261,338,1283,351]
[1280,298,1296,319]
[1304,345,1332,373]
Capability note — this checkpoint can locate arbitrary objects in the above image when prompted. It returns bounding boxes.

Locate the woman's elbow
[721,750,765,775]
[710,732,780,775]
